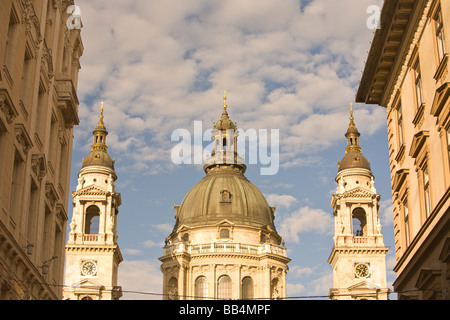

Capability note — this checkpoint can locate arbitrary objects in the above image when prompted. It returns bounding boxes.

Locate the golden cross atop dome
[223,90,228,110]
[99,100,104,122]
[349,102,354,124]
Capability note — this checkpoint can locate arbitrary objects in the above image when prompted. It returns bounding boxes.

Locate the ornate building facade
[159,97,290,300]
[328,106,390,300]
[63,105,123,300]
[357,0,450,299]
[0,0,83,299]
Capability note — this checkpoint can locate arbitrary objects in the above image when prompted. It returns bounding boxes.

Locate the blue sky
[68,0,395,299]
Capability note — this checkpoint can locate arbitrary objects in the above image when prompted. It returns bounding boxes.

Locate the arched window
[241,277,254,300]
[195,276,208,300]
[168,277,178,300]
[352,207,367,236]
[85,205,100,234]
[217,275,232,300]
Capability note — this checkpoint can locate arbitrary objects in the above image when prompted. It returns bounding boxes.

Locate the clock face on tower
[355,263,370,278]
[81,261,97,276]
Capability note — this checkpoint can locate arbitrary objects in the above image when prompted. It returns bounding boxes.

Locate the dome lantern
[81,101,115,172]
[338,103,371,172]
[204,91,246,173]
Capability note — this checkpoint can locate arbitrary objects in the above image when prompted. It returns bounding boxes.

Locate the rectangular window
[42,204,52,260]
[0,122,6,192]
[9,150,25,221]
[20,47,33,110]
[414,60,424,109]
[423,165,431,218]
[4,9,20,73]
[27,179,39,244]
[58,138,67,191]
[434,6,447,62]
[53,224,62,281]
[403,198,410,247]
[397,103,404,147]
[48,114,59,167]
[446,126,450,162]
[35,81,48,144]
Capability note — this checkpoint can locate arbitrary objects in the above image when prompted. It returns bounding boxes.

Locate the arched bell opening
[85,205,100,234]
[352,207,367,236]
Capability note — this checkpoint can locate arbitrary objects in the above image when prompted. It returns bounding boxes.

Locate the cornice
[72,185,109,197]
[159,250,290,264]
[356,0,426,106]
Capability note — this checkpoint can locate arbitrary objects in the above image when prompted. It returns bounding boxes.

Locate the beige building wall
[0,0,83,300]
[357,0,450,299]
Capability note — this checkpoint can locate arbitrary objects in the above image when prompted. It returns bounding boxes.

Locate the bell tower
[63,103,123,300]
[328,104,390,300]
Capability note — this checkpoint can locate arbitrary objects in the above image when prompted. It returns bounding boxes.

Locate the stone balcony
[204,151,245,166]
[335,235,387,247]
[55,78,80,128]
[162,242,287,257]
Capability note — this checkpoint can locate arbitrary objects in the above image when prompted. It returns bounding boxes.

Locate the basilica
[158,97,290,300]
[59,94,390,300]
[12,0,450,301]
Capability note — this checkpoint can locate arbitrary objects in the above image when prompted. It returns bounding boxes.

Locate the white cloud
[118,260,163,300]
[287,282,306,297]
[287,266,333,298]
[279,206,333,243]
[379,198,394,227]
[73,0,387,175]
[308,272,333,296]
[265,194,299,210]
[290,266,315,278]
[122,248,142,256]
[155,224,173,234]
[142,240,163,248]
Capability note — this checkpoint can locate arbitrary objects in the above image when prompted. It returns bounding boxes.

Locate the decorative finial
[99,100,104,122]
[223,90,227,110]
[349,102,354,124]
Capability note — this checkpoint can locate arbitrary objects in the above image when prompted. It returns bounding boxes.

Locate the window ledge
[395,143,406,165]
[413,102,425,128]
[434,54,449,81]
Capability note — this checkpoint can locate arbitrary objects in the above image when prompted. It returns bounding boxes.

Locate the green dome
[174,165,275,230]
[338,151,371,172]
[82,149,115,170]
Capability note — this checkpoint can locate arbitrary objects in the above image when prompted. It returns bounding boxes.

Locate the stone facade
[0,0,83,300]
[357,0,450,299]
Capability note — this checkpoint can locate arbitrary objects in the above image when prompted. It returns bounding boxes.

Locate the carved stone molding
[19,0,43,53]
[45,182,59,208]
[14,123,33,155]
[31,153,47,182]
[0,89,19,124]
